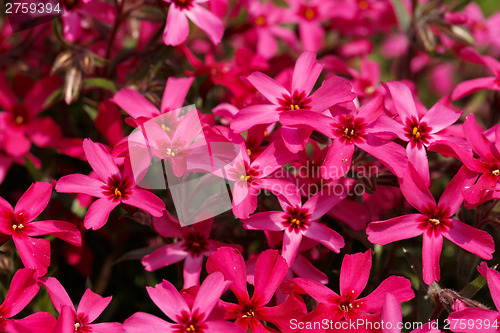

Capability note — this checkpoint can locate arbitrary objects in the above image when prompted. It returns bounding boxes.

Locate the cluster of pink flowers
[1,0,500,332]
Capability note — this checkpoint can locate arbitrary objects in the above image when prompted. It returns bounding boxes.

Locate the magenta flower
[162,0,224,46]
[41,277,125,333]
[0,181,81,277]
[0,269,56,333]
[379,81,462,186]
[0,73,62,159]
[448,263,500,333]
[124,271,245,333]
[429,114,500,206]
[206,247,306,333]
[218,137,299,219]
[366,165,495,285]
[290,250,414,332]
[452,47,500,100]
[242,188,345,265]
[382,293,441,333]
[142,211,239,288]
[56,139,165,230]
[230,51,356,152]
[281,96,408,179]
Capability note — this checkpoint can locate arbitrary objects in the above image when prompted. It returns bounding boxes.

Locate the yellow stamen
[429,218,440,226]
[15,115,24,124]
[239,175,245,181]
[114,188,122,197]
[304,8,315,20]
[291,218,300,225]
[290,104,300,111]
[192,241,200,248]
[364,86,375,95]
[242,309,255,318]
[186,324,196,332]
[161,124,171,132]
[255,16,266,26]
[246,175,251,181]
[344,128,349,135]
[339,303,353,312]
[412,127,421,139]
[74,322,81,331]
[247,148,252,156]
[492,169,500,176]
[12,225,17,230]
[350,129,355,136]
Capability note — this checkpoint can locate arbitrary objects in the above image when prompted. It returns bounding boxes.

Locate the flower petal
[112,88,159,120]
[292,52,323,96]
[279,110,335,138]
[161,77,194,113]
[24,220,81,246]
[55,174,105,198]
[185,4,224,45]
[398,164,436,213]
[147,280,190,321]
[282,230,303,266]
[422,231,443,285]
[357,135,408,178]
[421,103,461,133]
[246,72,288,105]
[230,104,279,133]
[183,254,203,288]
[39,277,75,314]
[242,211,286,232]
[122,188,165,217]
[1,268,39,318]
[321,140,354,180]
[13,235,50,277]
[83,198,119,230]
[339,250,371,299]
[442,219,494,260]
[163,6,189,46]
[464,114,496,162]
[83,139,119,181]
[15,181,53,222]
[142,242,188,271]
[206,247,249,304]
[447,308,499,333]
[193,272,231,318]
[367,214,425,245]
[252,249,288,307]
[452,77,499,100]
[303,222,344,254]
[438,166,478,216]
[383,81,418,121]
[309,76,355,112]
[361,275,415,312]
[381,294,402,333]
[123,312,174,332]
[77,289,112,323]
[407,144,430,187]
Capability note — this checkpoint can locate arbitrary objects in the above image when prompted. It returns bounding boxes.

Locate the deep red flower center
[283,206,310,232]
[358,0,370,10]
[332,114,367,144]
[229,161,261,186]
[277,90,312,112]
[183,232,208,256]
[74,313,89,333]
[9,211,28,232]
[103,174,132,202]
[175,310,206,333]
[155,138,185,159]
[299,5,318,21]
[10,104,30,127]
[241,305,256,318]
[404,117,432,148]
[173,0,193,10]
[254,15,266,26]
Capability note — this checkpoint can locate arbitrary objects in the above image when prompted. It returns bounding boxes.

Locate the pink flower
[230,51,356,152]
[379,81,462,186]
[0,269,56,333]
[452,47,500,100]
[447,262,500,333]
[290,250,414,333]
[142,211,240,288]
[242,188,345,265]
[382,293,441,333]
[206,247,307,333]
[366,165,495,285]
[429,114,500,206]
[281,96,408,179]
[0,181,82,276]
[124,271,245,333]
[162,0,224,46]
[41,276,125,333]
[56,139,165,230]
[0,73,62,159]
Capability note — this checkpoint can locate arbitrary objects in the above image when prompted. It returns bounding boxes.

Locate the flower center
[103,174,131,201]
[242,308,255,318]
[161,124,171,132]
[299,5,317,20]
[277,90,312,112]
[183,232,208,256]
[229,162,261,186]
[404,117,431,147]
[339,303,353,312]
[74,322,81,331]
[332,114,367,144]
[10,211,27,232]
[358,0,369,10]
[492,169,500,176]
[12,223,24,230]
[173,0,193,9]
[429,218,440,226]
[255,15,266,26]
[283,207,310,232]
[186,324,196,332]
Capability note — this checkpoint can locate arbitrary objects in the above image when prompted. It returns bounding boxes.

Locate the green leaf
[82,77,118,93]
[459,269,489,299]
[391,0,411,31]
[23,156,42,181]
